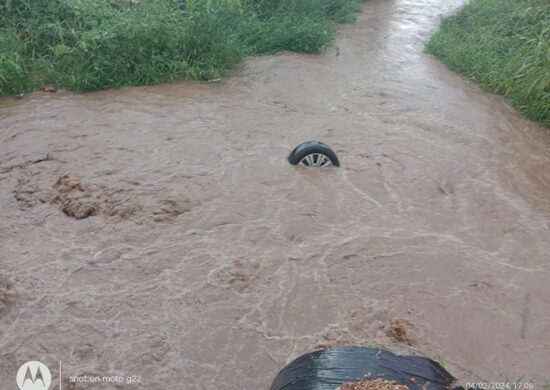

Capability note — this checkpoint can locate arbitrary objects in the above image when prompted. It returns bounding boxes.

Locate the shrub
[0,0,368,95]
[427,0,550,127]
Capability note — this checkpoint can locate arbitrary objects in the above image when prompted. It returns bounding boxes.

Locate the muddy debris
[152,199,194,222]
[385,318,414,346]
[338,378,409,390]
[314,324,357,350]
[52,175,98,219]
[14,176,42,210]
[14,172,187,221]
[207,258,260,293]
[54,174,85,193]
[60,199,98,219]
[51,174,140,220]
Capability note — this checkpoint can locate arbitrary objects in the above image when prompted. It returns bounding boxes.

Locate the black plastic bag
[270,346,465,390]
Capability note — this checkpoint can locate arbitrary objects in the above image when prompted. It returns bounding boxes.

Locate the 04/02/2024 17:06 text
[464,382,535,390]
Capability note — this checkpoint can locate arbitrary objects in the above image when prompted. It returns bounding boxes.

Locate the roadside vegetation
[0,0,367,96]
[427,0,550,127]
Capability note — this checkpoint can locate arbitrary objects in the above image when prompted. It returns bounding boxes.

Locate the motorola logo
[16,361,52,390]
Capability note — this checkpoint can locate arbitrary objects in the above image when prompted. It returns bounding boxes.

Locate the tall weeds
[427,0,550,127]
[0,0,367,95]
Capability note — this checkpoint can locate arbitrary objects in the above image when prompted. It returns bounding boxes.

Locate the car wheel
[287,141,340,167]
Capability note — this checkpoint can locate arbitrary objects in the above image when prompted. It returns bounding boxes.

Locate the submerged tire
[270,346,464,390]
[288,141,340,167]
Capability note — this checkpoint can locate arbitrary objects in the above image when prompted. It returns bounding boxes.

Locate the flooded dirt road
[1,0,550,388]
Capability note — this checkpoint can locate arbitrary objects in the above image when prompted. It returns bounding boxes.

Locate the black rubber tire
[287,141,340,167]
[270,346,462,390]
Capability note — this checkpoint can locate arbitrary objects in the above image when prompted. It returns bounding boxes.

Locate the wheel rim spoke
[299,153,333,167]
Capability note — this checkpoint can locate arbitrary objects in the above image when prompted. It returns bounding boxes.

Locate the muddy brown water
[1,0,550,389]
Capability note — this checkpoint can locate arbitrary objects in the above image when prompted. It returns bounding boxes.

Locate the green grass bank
[0,0,367,96]
[427,0,550,127]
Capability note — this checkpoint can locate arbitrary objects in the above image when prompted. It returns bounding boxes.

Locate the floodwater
[1,0,549,388]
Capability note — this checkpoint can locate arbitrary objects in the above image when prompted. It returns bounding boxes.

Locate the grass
[0,0,367,96]
[435,354,446,368]
[427,0,550,127]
